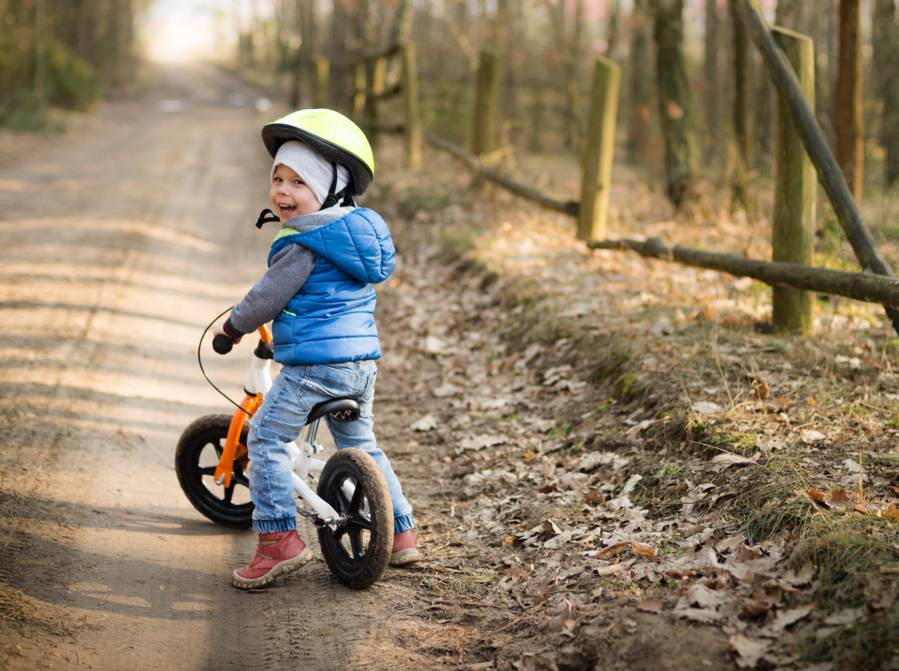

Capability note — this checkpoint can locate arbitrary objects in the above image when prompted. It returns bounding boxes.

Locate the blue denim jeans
[247,360,414,535]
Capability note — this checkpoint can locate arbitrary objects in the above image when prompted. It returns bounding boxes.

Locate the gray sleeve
[228,243,315,334]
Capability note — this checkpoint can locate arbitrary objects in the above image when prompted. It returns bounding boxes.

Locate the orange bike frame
[213,325,271,488]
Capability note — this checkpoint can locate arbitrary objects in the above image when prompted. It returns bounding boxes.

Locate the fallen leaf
[631,542,657,559]
[882,502,899,520]
[709,452,759,471]
[823,608,864,626]
[809,488,831,508]
[422,335,449,355]
[843,458,862,473]
[829,487,852,506]
[740,597,773,620]
[432,383,462,397]
[682,583,728,610]
[459,434,506,450]
[801,429,826,444]
[584,490,604,506]
[729,634,771,669]
[636,599,662,613]
[591,541,631,559]
[692,401,723,415]
[674,606,723,623]
[762,604,814,634]
[411,414,438,432]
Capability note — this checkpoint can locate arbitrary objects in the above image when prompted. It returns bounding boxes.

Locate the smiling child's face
[270,163,320,220]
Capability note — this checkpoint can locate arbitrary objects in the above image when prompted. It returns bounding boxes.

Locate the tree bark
[587,236,899,311]
[834,0,864,199]
[873,0,899,187]
[627,0,653,165]
[653,0,696,207]
[734,0,899,333]
[704,0,720,162]
[729,0,753,210]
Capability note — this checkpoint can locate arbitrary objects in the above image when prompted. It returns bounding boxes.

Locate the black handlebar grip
[212,333,234,355]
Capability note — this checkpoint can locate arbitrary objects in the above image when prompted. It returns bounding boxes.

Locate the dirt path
[0,63,432,670]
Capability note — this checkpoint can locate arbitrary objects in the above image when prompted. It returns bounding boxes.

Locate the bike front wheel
[175,414,253,528]
[316,448,393,589]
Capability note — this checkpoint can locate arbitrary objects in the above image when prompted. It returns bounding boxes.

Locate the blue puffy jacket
[268,208,395,365]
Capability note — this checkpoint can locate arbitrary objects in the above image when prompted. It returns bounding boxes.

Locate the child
[215,109,420,590]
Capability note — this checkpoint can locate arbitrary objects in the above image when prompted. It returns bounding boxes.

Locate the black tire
[316,449,393,589]
[175,414,253,528]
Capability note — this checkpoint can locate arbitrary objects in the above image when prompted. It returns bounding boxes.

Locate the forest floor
[0,60,896,671]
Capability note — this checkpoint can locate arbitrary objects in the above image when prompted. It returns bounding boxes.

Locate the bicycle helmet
[261,108,375,202]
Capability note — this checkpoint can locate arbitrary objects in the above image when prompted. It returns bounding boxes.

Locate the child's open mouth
[278,204,297,217]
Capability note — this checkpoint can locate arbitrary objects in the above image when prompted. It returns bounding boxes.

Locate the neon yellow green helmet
[261,109,375,196]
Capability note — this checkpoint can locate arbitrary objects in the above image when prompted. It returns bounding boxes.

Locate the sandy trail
[0,63,426,670]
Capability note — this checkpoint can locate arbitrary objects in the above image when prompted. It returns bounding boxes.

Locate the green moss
[652,462,683,481]
[590,345,631,384]
[802,601,899,669]
[546,421,573,438]
[613,373,646,403]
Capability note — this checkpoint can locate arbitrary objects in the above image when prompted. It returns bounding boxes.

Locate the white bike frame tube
[245,355,273,396]
[292,473,340,522]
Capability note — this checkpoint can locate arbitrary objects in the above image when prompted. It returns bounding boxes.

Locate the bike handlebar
[212,334,234,355]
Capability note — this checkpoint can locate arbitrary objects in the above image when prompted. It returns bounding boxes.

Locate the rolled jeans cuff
[394,513,414,534]
[253,516,296,533]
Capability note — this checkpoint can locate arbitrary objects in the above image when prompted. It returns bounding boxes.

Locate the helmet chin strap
[254,208,280,229]
[320,162,355,209]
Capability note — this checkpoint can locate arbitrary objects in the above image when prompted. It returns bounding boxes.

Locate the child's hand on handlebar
[212,320,242,354]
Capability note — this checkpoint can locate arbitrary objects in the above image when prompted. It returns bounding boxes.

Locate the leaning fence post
[364,55,387,148]
[578,57,620,241]
[313,55,330,107]
[472,48,500,156]
[400,43,422,169]
[772,27,816,334]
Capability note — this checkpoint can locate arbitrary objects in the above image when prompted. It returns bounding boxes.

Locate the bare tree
[873,0,899,188]
[653,0,696,207]
[835,0,863,199]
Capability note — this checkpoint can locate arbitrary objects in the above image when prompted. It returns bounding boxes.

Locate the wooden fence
[296,1,899,337]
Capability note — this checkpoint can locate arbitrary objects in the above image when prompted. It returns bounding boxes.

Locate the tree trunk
[728,0,753,211]
[704,0,720,162]
[628,0,653,165]
[606,0,621,59]
[775,0,803,28]
[873,0,899,187]
[835,0,863,199]
[654,0,696,207]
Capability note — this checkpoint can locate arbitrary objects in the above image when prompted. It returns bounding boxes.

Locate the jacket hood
[277,207,395,283]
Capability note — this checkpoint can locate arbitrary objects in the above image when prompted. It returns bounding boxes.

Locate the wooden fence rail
[425,133,579,216]
[335,27,899,333]
[588,237,899,310]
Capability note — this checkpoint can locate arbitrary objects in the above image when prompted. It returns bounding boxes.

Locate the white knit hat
[271,140,351,207]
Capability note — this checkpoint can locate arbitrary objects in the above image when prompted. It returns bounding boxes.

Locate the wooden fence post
[352,62,366,119]
[578,57,620,242]
[472,49,500,156]
[772,27,816,334]
[364,56,387,148]
[400,43,423,169]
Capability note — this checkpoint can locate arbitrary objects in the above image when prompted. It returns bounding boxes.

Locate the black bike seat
[306,398,360,425]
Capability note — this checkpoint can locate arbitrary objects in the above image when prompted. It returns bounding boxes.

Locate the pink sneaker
[390,529,422,566]
[232,530,314,589]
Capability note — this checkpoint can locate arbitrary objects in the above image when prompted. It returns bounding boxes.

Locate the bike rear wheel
[316,448,393,589]
[175,414,253,528]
